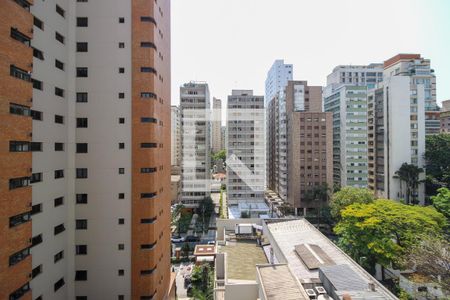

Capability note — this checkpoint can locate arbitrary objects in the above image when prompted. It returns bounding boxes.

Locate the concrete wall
[224,283,258,300]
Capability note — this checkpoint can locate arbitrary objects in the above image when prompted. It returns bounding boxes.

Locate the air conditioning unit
[305,289,317,299]
[315,286,326,294]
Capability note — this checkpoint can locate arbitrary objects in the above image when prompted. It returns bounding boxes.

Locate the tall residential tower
[212,98,223,153]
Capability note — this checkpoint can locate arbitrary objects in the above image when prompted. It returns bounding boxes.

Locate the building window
[10,103,31,116]
[119,17,125,23]
[77,67,88,77]
[119,143,125,149]
[32,79,43,90]
[9,247,30,266]
[118,296,124,300]
[10,141,30,152]
[30,172,42,183]
[141,117,157,123]
[55,114,64,124]
[54,250,64,263]
[9,212,31,228]
[76,143,88,153]
[31,234,43,247]
[54,196,64,206]
[140,67,157,74]
[118,42,125,48]
[140,16,156,24]
[77,118,88,128]
[30,142,42,152]
[31,109,43,120]
[141,217,157,224]
[10,65,31,82]
[141,242,157,250]
[10,28,31,46]
[118,218,125,225]
[54,278,65,291]
[141,167,157,173]
[141,42,156,49]
[76,219,88,230]
[141,192,157,199]
[119,168,125,174]
[31,203,42,215]
[119,117,125,124]
[76,194,88,204]
[9,283,30,300]
[55,31,65,44]
[76,92,88,103]
[54,223,65,235]
[118,193,125,199]
[76,245,87,255]
[118,244,125,250]
[55,143,64,151]
[140,268,156,275]
[54,170,64,179]
[76,297,87,300]
[140,92,157,100]
[119,67,125,73]
[76,168,88,179]
[118,269,125,276]
[77,42,88,52]
[56,4,65,17]
[33,16,44,29]
[141,143,157,148]
[77,17,88,27]
[118,92,125,99]
[55,87,65,97]
[55,59,64,70]
[31,264,42,278]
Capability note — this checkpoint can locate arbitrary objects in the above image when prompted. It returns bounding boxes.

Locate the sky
[171,0,450,110]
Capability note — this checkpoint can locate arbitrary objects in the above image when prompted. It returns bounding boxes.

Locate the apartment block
[0,1,173,299]
[285,82,333,215]
[441,100,450,133]
[180,82,211,208]
[323,64,383,188]
[368,54,427,204]
[212,98,223,153]
[171,105,181,166]
[265,59,293,105]
[227,90,265,206]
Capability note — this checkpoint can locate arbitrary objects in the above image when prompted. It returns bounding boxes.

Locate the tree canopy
[425,133,450,194]
[330,186,375,220]
[431,187,450,220]
[334,199,446,269]
[394,163,423,204]
[212,149,226,162]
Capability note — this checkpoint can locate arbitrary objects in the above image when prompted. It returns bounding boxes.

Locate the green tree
[212,149,226,162]
[191,264,214,300]
[334,199,446,271]
[431,187,450,220]
[330,187,375,220]
[425,133,450,194]
[394,163,424,205]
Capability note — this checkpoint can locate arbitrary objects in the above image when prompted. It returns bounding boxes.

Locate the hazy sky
[171,0,450,108]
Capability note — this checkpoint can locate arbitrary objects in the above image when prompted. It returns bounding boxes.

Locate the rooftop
[257,264,309,300]
[194,244,216,256]
[219,240,267,280]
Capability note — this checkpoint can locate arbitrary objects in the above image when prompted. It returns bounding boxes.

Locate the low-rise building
[440,100,450,133]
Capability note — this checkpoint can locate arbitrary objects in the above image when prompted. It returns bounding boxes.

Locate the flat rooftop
[219,240,267,280]
[257,264,308,300]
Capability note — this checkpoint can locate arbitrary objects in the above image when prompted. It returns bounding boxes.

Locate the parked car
[207,240,215,245]
[185,235,200,242]
[171,236,185,243]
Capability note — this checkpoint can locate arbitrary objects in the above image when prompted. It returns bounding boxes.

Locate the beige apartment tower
[0,1,173,299]
[212,97,223,153]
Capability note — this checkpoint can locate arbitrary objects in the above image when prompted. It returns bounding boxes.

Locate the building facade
[180,82,211,208]
[323,64,383,189]
[441,100,450,133]
[227,90,265,205]
[211,98,223,153]
[264,59,293,105]
[368,54,428,204]
[171,105,181,166]
[285,81,333,215]
[0,1,173,299]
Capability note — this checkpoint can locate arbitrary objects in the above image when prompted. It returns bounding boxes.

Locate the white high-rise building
[265,60,293,104]
[180,82,211,207]
[227,90,265,206]
[368,54,429,204]
[171,105,181,166]
[323,64,383,188]
[212,98,222,153]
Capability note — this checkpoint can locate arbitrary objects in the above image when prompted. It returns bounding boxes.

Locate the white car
[171,236,185,243]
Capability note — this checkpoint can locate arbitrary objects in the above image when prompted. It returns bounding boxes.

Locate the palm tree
[394,163,424,204]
